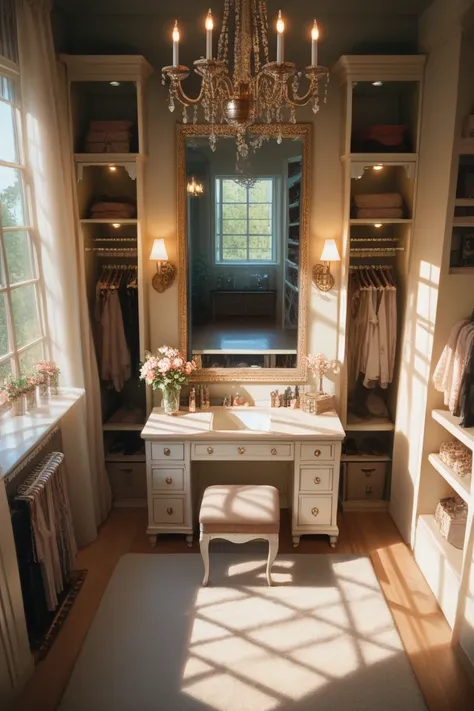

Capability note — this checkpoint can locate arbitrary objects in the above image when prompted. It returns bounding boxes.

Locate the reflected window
[215,177,276,264]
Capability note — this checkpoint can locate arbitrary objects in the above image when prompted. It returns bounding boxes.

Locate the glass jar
[12,395,26,417]
[49,371,60,396]
[160,384,181,416]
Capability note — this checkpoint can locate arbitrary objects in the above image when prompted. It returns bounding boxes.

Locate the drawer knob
[166,507,174,515]
[238,446,245,455]
[271,448,277,455]
[362,468,376,477]
[207,447,214,454]
[314,449,321,457]
[366,486,373,495]
[165,477,173,485]
[164,448,171,456]
[314,476,321,484]
[311,507,319,517]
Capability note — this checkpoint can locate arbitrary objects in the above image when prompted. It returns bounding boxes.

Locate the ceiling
[53,0,434,17]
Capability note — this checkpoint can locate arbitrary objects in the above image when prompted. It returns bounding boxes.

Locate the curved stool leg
[266,534,279,586]
[200,532,210,586]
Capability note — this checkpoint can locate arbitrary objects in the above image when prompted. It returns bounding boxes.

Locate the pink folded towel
[356,207,404,219]
[88,120,133,132]
[354,193,403,209]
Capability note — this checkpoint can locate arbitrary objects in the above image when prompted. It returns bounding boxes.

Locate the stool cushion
[199,484,280,534]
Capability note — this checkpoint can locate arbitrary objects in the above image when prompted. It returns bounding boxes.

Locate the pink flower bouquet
[139,347,197,414]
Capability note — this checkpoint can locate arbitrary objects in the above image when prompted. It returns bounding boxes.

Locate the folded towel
[86,130,131,142]
[88,120,133,132]
[86,141,131,153]
[354,193,403,209]
[356,207,404,219]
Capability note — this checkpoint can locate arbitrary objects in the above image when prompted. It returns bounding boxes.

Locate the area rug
[58,553,427,711]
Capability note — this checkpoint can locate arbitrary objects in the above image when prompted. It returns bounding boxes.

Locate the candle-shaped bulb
[311,19,319,41]
[205,9,213,31]
[276,10,285,35]
[311,19,318,67]
[172,20,180,43]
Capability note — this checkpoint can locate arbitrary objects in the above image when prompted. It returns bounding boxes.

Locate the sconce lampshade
[150,238,169,261]
[320,239,341,262]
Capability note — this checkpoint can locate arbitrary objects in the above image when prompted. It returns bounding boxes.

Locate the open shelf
[449,267,474,274]
[74,152,143,164]
[428,453,471,503]
[80,219,138,225]
[344,152,418,163]
[432,409,474,451]
[350,218,412,225]
[345,415,395,431]
[103,406,145,431]
[417,514,463,579]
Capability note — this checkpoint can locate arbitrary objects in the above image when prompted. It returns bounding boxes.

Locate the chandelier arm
[285,79,320,106]
[175,80,207,106]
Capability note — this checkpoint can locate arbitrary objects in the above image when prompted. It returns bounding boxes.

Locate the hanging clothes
[433,316,474,427]
[100,289,131,392]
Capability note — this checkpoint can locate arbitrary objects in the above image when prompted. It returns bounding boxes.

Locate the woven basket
[439,441,472,477]
[434,495,468,550]
[301,392,334,415]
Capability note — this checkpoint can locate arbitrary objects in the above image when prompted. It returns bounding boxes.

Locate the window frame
[214,175,280,266]
[0,57,47,380]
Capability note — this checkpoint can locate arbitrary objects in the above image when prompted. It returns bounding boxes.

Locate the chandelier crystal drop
[162,1,329,156]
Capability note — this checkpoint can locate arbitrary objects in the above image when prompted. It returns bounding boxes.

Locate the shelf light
[373,164,384,171]
[108,165,117,172]
[112,223,121,229]
[110,81,120,87]
[372,81,383,87]
[374,223,383,228]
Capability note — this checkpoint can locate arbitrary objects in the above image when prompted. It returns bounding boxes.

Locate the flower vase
[12,396,26,417]
[39,380,49,399]
[318,376,324,394]
[161,385,181,416]
[49,372,60,396]
[26,388,37,410]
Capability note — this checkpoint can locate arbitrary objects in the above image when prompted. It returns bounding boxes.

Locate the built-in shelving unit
[283,156,302,328]
[61,54,153,506]
[334,54,425,511]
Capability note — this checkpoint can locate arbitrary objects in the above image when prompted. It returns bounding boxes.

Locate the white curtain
[17,0,112,545]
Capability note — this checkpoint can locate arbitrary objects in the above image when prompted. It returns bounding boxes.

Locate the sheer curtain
[17,0,112,545]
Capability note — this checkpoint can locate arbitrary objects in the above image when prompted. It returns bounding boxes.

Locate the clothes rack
[350,247,405,253]
[350,238,399,243]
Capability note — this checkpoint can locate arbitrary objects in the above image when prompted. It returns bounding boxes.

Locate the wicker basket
[434,495,468,550]
[439,441,472,477]
[301,392,334,415]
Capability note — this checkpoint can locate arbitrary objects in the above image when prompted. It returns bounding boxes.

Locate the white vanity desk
[141,406,345,548]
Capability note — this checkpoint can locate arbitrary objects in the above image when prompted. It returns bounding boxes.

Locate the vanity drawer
[150,443,185,462]
[299,442,335,462]
[298,495,333,526]
[299,466,333,493]
[346,462,387,500]
[151,467,185,492]
[192,442,293,460]
[152,497,184,524]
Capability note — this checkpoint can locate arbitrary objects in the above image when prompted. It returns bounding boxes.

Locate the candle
[172,20,180,67]
[276,11,284,63]
[311,19,319,67]
[205,9,213,60]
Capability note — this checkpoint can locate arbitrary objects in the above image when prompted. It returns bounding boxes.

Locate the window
[0,63,46,381]
[215,177,276,264]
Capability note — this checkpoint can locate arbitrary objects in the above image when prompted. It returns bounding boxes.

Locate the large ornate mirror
[177,124,311,382]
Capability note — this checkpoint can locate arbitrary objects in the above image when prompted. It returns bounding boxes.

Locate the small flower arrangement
[35,360,60,379]
[140,347,197,390]
[307,353,339,393]
[1,376,29,403]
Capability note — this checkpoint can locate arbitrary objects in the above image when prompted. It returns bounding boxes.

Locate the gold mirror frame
[177,123,311,383]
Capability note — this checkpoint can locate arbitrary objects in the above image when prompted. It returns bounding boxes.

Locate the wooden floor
[15,508,474,711]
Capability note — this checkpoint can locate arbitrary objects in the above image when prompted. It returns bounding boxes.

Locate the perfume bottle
[202,386,210,409]
[189,387,196,413]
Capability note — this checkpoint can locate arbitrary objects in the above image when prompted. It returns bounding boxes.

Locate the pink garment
[361,288,381,388]
[101,290,131,392]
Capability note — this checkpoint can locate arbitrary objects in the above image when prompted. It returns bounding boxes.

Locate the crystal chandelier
[162,1,329,157]
[186,175,205,196]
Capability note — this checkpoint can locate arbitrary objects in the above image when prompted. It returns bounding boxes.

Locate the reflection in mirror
[186,135,303,371]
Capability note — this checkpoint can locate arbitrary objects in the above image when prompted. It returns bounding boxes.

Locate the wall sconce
[313,239,341,292]
[187,175,204,197]
[150,239,176,293]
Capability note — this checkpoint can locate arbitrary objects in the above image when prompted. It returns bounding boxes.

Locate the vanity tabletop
[141,406,345,441]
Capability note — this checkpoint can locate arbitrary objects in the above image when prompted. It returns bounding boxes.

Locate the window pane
[249,180,272,202]
[222,249,246,261]
[0,358,12,382]
[0,101,18,163]
[4,230,35,283]
[222,203,247,220]
[19,341,44,375]
[0,293,10,356]
[249,203,271,220]
[249,219,271,235]
[11,284,41,347]
[222,181,246,202]
[0,167,26,227]
[0,76,16,103]
[223,219,247,235]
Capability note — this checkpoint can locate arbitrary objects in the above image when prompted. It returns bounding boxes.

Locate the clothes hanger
[370,266,383,288]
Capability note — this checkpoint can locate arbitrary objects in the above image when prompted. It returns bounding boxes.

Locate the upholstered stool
[199,484,280,587]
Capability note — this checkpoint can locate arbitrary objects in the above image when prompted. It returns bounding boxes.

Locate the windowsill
[0,387,85,482]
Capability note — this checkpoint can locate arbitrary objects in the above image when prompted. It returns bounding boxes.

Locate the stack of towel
[85,120,133,153]
[353,193,404,219]
[89,197,136,219]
